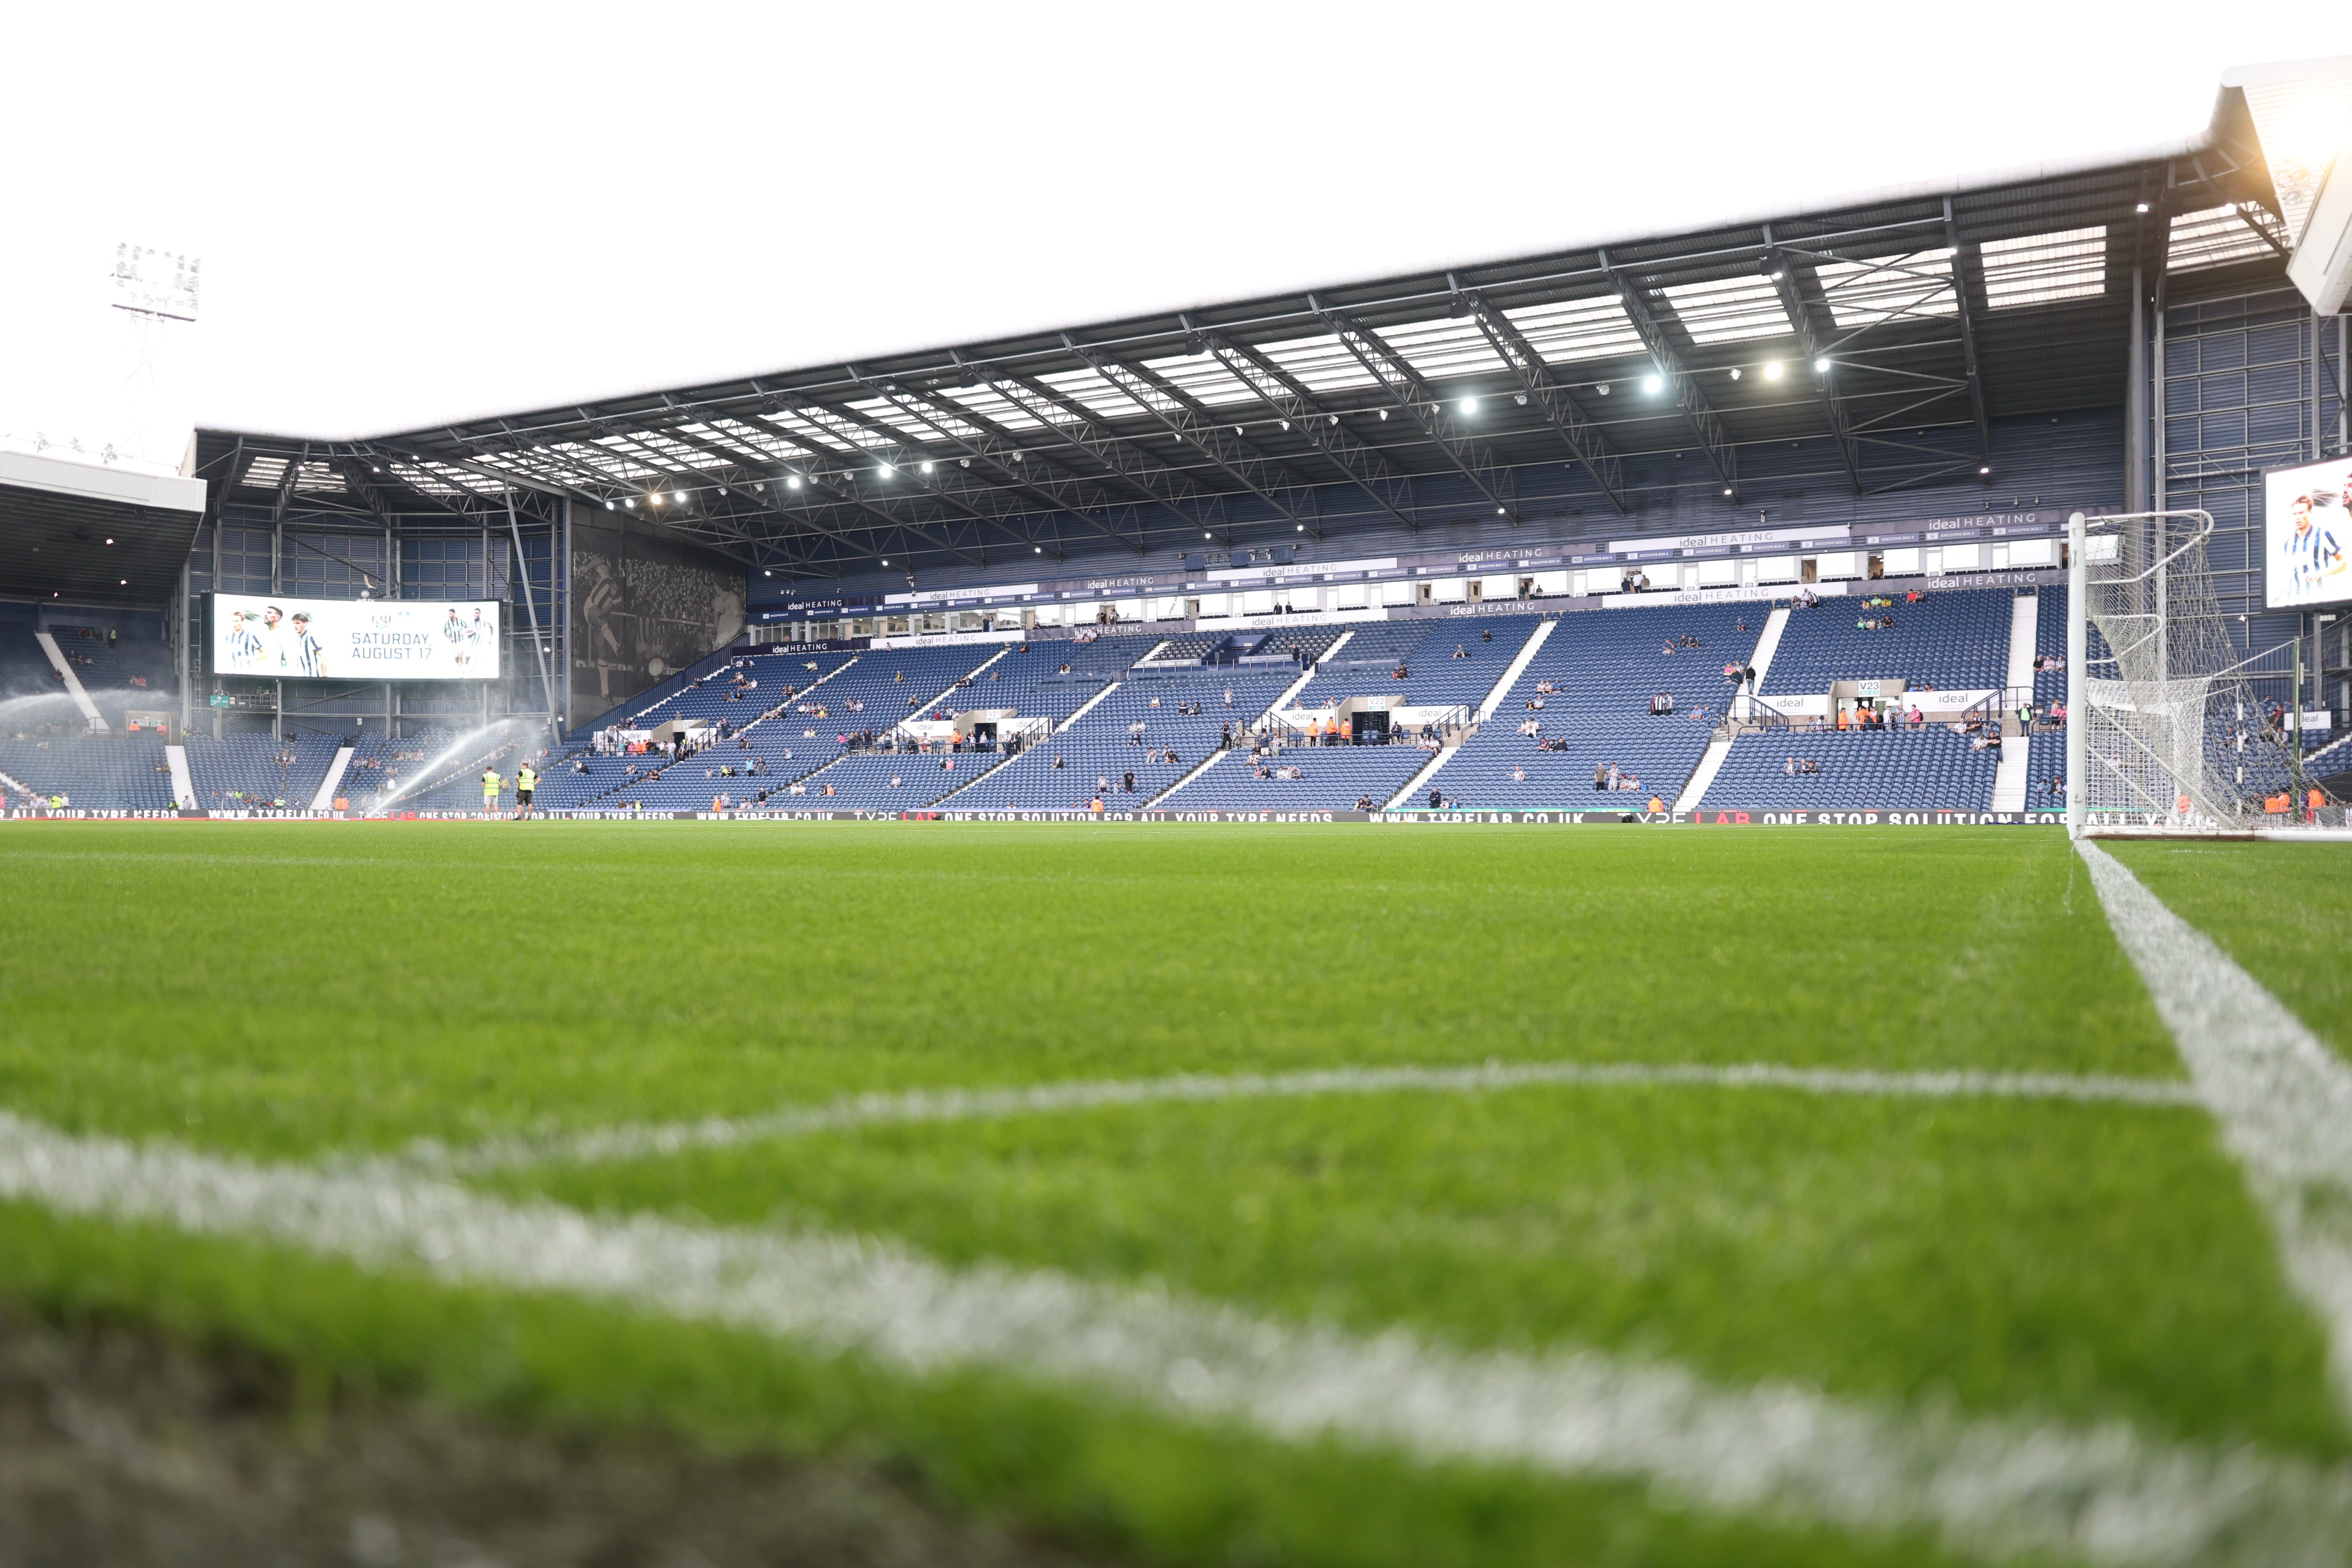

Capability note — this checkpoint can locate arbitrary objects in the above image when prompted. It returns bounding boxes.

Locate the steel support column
[1600,252,1739,499]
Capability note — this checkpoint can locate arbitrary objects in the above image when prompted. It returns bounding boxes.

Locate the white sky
[2,0,2347,470]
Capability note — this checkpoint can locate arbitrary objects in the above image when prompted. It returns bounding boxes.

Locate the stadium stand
[1762,589,2014,695]
[1707,727,2004,810]
[182,732,341,810]
[947,653,1289,811]
[0,731,177,810]
[1415,605,1760,809]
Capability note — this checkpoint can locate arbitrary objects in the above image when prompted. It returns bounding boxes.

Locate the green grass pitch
[2,821,2349,1566]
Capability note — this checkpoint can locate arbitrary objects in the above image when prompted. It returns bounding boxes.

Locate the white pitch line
[416,1060,2204,1177]
[0,1105,2346,1566]
[2077,839,2352,1414]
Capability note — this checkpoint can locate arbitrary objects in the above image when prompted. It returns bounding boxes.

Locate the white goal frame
[2067,509,2350,840]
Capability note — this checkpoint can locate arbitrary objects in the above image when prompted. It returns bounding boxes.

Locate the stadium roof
[194,87,2295,584]
[0,451,206,608]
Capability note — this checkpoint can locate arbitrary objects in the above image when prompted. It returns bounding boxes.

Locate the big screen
[2263,454,2352,611]
[209,595,501,681]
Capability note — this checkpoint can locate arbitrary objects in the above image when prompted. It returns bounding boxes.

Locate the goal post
[2067,507,2341,837]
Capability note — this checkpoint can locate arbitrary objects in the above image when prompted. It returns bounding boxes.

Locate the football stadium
[3,38,2352,1568]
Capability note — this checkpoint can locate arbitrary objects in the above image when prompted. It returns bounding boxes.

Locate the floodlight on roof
[1461,397,1478,413]
[920,461,934,474]
[1729,367,1742,380]
[104,538,113,545]
[2136,202,2150,214]
[605,501,614,511]
[1763,361,1784,380]
[672,490,686,502]
[787,475,802,489]
[1378,408,1388,420]
[1980,465,1992,474]
[624,498,636,509]
[879,463,894,477]
[371,465,381,473]
[1642,374,1663,394]
[1596,383,1610,395]
[1296,524,1305,531]
[1513,393,1528,406]
[1814,358,1831,373]
[764,569,772,576]
[1496,507,1506,515]
[649,494,662,506]
[1205,531,1213,538]
[1279,419,1290,430]
[1723,487,1733,497]
[1035,546,1042,553]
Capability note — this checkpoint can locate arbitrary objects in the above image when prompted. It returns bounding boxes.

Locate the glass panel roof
[940,384,1047,432]
[1375,316,1507,382]
[1814,249,1957,329]
[1500,295,1646,363]
[1654,275,1795,344]
[2167,206,2278,271]
[1980,225,2107,309]
[1253,332,1382,395]
[1137,350,1256,407]
[1035,367,1148,423]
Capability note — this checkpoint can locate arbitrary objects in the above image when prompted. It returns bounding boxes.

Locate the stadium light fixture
[920,461,934,474]
[1763,361,1784,381]
[1379,408,1389,420]
[879,463,895,477]
[1979,465,1992,475]
[1642,374,1663,394]
[649,494,662,506]
[104,537,113,544]
[1723,487,1733,497]
[787,475,803,489]
[120,579,127,585]
[1596,383,1610,395]
[1035,546,1043,553]
[1496,507,1506,515]
[1729,367,1742,381]
[671,490,686,502]
[1279,419,1290,430]
[2135,202,2150,213]
[1296,523,1305,531]
[1814,358,1831,373]
[1462,397,1478,414]
[764,569,772,576]
[605,502,614,511]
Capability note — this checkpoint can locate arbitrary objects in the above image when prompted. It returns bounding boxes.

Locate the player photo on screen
[209,595,501,681]
[2264,455,2352,611]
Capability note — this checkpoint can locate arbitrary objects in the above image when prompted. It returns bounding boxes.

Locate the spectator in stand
[1593,762,1608,791]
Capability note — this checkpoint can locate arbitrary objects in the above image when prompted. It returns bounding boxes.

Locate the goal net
[2069,509,2337,833]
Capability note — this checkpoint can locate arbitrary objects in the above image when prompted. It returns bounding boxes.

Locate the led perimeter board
[2263,454,2352,611]
[208,594,501,680]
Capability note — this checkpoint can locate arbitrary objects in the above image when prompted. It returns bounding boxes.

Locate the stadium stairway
[1992,734,2030,810]
[32,633,106,731]
[164,744,195,810]
[1475,619,1557,719]
[310,744,356,810]
[1672,738,1734,811]
[1385,742,1459,809]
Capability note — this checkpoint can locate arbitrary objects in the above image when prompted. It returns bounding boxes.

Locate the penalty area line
[2077,838,2352,1417]
[419,1059,2206,1178]
[0,1106,2347,1566]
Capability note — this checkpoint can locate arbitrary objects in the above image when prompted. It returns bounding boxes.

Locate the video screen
[209,595,501,681]
[2263,455,2352,611]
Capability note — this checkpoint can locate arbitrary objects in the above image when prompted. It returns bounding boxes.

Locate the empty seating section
[1708,730,2000,810]
[772,752,982,810]
[1280,619,1535,715]
[1763,590,2012,695]
[0,734,176,809]
[43,626,175,714]
[1171,744,1434,811]
[739,645,1001,769]
[182,733,341,808]
[1426,604,1761,808]
[1147,628,1343,665]
[628,648,859,733]
[337,730,459,806]
[949,668,1294,810]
